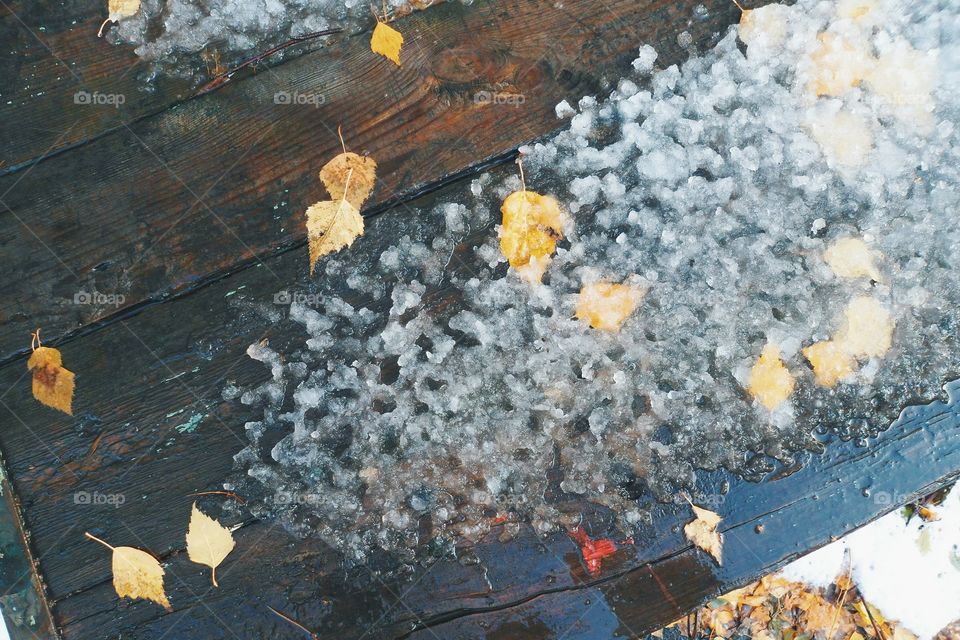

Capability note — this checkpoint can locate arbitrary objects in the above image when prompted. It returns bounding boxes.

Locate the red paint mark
[491,514,507,525]
[568,526,618,574]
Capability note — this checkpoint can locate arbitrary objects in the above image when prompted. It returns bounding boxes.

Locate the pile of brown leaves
[654,573,939,640]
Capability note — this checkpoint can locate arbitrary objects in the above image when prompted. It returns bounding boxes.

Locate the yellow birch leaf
[748,344,795,411]
[319,152,377,209]
[837,296,894,358]
[575,281,646,331]
[738,5,788,49]
[803,340,857,387]
[85,532,171,611]
[824,238,881,281]
[499,190,566,283]
[371,21,403,66]
[186,503,236,587]
[27,346,75,415]
[809,110,874,167]
[109,0,139,20]
[807,32,875,97]
[683,501,723,565]
[892,625,918,640]
[837,0,880,22]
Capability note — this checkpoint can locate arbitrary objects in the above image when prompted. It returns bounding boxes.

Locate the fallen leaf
[837,296,894,358]
[109,0,139,19]
[319,152,377,209]
[27,345,75,415]
[748,344,796,410]
[864,42,936,131]
[499,190,566,283]
[807,32,875,97]
[186,503,236,587]
[575,281,646,331]
[738,4,788,49]
[854,600,892,639]
[568,526,618,574]
[306,199,363,272]
[99,0,139,36]
[808,109,874,167]
[306,168,364,273]
[683,498,723,565]
[371,21,403,66]
[85,532,171,611]
[836,0,880,22]
[803,340,857,387]
[824,238,881,281]
[892,626,918,640]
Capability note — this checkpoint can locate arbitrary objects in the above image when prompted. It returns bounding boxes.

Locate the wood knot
[430,44,509,86]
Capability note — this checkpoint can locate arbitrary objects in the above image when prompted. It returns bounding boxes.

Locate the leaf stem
[268,606,319,639]
[84,532,115,550]
[337,125,347,155]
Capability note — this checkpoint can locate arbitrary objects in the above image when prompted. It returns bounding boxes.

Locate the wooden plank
[0,0,198,172]
[0,0,747,366]
[0,451,57,640]
[0,161,957,638]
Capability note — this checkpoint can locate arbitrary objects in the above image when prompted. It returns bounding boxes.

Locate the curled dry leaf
[185,503,236,587]
[85,532,171,611]
[319,152,377,209]
[371,21,403,66]
[575,281,646,331]
[747,344,795,411]
[683,498,723,565]
[27,345,75,415]
[498,190,566,283]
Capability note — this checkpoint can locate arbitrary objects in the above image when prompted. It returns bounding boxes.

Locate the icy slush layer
[227,0,960,558]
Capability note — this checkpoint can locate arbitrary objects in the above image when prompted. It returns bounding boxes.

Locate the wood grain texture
[0,0,747,367]
[0,0,198,172]
[0,161,957,639]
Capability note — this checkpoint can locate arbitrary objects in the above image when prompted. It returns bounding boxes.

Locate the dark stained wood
[3,0,955,638]
[0,0,198,172]
[0,0,747,367]
[0,159,958,639]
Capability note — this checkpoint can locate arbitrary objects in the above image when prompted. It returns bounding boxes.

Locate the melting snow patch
[227,0,960,559]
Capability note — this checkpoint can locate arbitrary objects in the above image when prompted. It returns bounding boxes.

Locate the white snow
[779,486,960,639]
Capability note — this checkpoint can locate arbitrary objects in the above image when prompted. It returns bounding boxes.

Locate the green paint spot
[175,413,205,434]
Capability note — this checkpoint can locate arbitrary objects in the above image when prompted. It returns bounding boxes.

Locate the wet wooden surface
[0,0,744,367]
[1,0,958,638]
